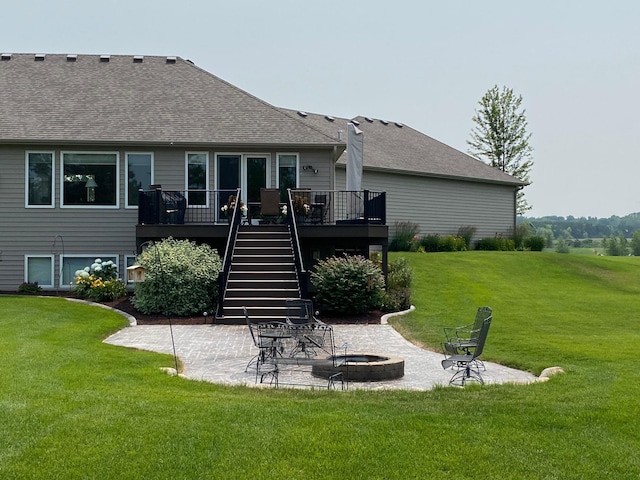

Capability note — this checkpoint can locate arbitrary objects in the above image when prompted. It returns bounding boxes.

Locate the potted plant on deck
[221,195,247,223]
[292,195,310,223]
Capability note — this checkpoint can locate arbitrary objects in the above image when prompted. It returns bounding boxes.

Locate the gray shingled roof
[0,53,341,147]
[282,110,524,186]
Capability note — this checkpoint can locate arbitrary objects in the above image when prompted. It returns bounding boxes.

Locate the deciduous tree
[468,85,534,214]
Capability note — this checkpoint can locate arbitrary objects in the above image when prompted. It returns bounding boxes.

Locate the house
[0,53,522,315]
[280,109,525,239]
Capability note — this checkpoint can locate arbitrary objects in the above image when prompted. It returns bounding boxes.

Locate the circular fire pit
[312,353,404,382]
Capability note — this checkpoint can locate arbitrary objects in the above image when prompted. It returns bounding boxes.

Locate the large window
[26,152,54,207]
[61,255,118,287]
[277,153,299,202]
[62,152,118,207]
[126,153,153,207]
[25,255,54,288]
[186,152,208,206]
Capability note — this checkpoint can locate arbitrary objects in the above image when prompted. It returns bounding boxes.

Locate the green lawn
[2,252,640,479]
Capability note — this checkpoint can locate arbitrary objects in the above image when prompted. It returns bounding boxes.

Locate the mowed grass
[1,251,640,479]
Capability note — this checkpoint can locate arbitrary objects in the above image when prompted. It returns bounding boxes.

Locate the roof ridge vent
[325,115,335,122]
[297,111,308,117]
[66,54,78,62]
[166,56,177,64]
[364,117,374,123]
[395,122,404,128]
[133,55,144,63]
[1,53,11,61]
[380,119,389,125]
[350,119,360,126]
[100,55,111,63]
[35,54,46,61]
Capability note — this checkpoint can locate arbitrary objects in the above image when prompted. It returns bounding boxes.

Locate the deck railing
[138,188,386,226]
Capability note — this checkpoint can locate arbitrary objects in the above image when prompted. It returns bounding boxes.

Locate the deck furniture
[260,188,281,220]
[443,306,492,361]
[441,316,492,386]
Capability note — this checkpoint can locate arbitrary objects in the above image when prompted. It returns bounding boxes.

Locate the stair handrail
[287,188,308,298]
[217,188,243,319]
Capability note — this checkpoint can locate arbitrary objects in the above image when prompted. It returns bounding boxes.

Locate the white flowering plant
[73,258,126,302]
[292,195,310,216]
[221,195,247,217]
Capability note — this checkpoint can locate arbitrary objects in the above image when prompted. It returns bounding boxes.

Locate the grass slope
[1,252,639,479]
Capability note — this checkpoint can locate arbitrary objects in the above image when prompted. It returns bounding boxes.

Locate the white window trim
[59,254,120,289]
[125,152,154,209]
[185,152,210,208]
[24,254,55,288]
[60,151,120,208]
[275,152,300,190]
[25,151,55,208]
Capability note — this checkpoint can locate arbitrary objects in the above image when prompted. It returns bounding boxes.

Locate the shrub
[512,223,531,250]
[311,255,385,315]
[73,258,127,302]
[389,222,419,251]
[420,234,441,252]
[381,257,413,312]
[18,282,42,295]
[131,238,222,316]
[419,234,466,252]
[631,230,640,256]
[603,234,629,256]
[555,238,570,254]
[524,236,546,251]
[475,236,515,251]
[457,226,477,250]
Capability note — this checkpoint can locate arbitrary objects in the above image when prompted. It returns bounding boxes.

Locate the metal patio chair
[441,316,492,386]
[244,307,287,382]
[442,306,492,370]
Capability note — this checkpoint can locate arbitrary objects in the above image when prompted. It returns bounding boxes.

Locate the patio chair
[244,307,287,381]
[443,306,492,355]
[309,193,329,224]
[441,316,492,386]
[285,298,317,324]
[260,188,281,221]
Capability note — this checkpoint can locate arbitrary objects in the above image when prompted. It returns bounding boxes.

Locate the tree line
[519,213,640,241]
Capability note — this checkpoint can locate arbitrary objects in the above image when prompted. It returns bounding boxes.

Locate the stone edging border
[380,305,416,325]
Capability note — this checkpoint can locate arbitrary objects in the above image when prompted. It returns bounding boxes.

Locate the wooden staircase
[216,225,300,324]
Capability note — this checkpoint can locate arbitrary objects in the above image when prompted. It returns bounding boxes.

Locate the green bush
[555,238,570,254]
[457,226,477,250]
[131,238,222,316]
[73,258,127,302]
[603,234,629,256]
[475,236,515,251]
[419,234,466,252]
[389,222,419,251]
[311,255,385,315]
[512,223,531,250]
[18,282,42,295]
[524,235,546,251]
[382,257,413,312]
[631,230,640,256]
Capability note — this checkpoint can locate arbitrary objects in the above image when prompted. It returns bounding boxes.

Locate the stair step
[227,278,298,292]
[233,246,292,252]
[225,290,299,296]
[229,271,297,279]
[224,298,297,307]
[232,255,295,263]
[231,263,295,272]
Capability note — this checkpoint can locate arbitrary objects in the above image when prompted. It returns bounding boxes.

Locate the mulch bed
[6,291,382,325]
[101,296,382,325]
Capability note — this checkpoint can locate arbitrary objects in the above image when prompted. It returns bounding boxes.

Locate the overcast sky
[4,0,639,218]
